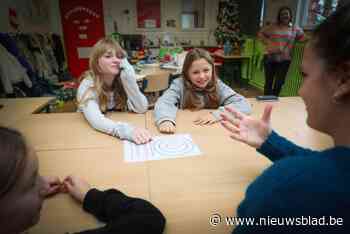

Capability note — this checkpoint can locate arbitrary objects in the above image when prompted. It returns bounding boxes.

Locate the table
[1,97,331,234]
[13,112,146,151]
[0,97,54,126]
[30,148,150,234]
[136,63,179,82]
[144,97,332,233]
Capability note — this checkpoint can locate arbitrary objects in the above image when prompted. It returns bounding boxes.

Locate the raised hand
[158,121,176,134]
[220,104,273,148]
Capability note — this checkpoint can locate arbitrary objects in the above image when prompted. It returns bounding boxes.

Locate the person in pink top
[258,6,305,96]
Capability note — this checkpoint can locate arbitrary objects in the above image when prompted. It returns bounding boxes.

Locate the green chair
[280,41,306,96]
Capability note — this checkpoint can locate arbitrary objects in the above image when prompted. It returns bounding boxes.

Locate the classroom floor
[230,81,263,98]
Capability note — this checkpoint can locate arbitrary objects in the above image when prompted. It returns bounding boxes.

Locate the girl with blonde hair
[77,37,151,144]
[154,48,251,133]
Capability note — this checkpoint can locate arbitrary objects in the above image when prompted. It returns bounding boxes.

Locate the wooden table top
[4,97,332,234]
[30,148,150,234]
[13,112,146,151]
[0,97,54,127]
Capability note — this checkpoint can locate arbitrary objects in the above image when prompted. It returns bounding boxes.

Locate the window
[181,0,205,29]
[300,0,338,29]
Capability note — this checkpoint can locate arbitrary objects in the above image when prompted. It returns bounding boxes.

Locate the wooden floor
[235,85,263,98]
[230,81,263,98]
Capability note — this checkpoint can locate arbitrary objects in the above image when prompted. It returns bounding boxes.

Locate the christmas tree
[214,0,242,50]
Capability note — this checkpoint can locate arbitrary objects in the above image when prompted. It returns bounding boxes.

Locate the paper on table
[123,134,201,162]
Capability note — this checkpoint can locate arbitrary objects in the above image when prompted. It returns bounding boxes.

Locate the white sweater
[77,58,148,141]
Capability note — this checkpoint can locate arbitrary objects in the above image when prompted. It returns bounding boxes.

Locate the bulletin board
[137,0,161,28]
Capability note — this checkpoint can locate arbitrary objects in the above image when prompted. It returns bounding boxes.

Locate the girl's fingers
[140,131,149,142]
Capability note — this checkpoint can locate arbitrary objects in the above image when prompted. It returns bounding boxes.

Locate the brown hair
[182,48,220,109]
[78,37,128,112]
[0,127,27,199]
[277,6,293,25]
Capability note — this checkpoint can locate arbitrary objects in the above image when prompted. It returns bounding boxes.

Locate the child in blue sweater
[221,4,350,234]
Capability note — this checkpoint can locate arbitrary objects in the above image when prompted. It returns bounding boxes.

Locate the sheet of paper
[123,134,201,162]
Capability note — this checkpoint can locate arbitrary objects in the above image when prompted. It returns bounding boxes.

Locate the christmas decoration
[214,0,243,54]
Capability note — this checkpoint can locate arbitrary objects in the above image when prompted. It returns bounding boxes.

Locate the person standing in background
[258,6,305,96]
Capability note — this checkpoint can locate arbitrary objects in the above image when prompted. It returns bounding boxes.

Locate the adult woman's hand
[220,104,273,148]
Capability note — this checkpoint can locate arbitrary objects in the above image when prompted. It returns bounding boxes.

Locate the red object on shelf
[137,0,161,28]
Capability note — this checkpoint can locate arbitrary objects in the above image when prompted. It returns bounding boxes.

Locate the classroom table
[144,97,332,234]
[12,112,146,151]
[136,63,179,82]
[1,97,331,234]
[0,97,54,126]
[30,148,150,234]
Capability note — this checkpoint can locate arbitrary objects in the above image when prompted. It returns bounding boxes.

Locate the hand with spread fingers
[193,112,218,126]
[158,121,176,134]
[132,127,152,144]
[220,104,273,148]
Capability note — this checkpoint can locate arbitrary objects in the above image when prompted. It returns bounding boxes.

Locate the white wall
[103,0,220,46]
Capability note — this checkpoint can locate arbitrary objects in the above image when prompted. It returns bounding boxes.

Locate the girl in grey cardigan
[77,37,151,144]
[154,48,251,133]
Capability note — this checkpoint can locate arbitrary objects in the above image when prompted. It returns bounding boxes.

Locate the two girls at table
[77,38,251,139]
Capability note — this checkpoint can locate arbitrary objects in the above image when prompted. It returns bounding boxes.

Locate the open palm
[220,104,273,149]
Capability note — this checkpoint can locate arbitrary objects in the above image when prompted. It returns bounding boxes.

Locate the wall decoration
[60,0,105,78]
[137,0,161,28]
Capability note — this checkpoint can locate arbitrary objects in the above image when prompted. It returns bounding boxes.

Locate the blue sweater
[233,131,350,234]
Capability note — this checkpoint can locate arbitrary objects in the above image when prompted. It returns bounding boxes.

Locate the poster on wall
[137,0,161,28]
[60,0,105,78]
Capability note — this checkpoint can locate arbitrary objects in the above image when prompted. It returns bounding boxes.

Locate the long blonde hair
[78,37,128,112]
[182,48,220,109]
